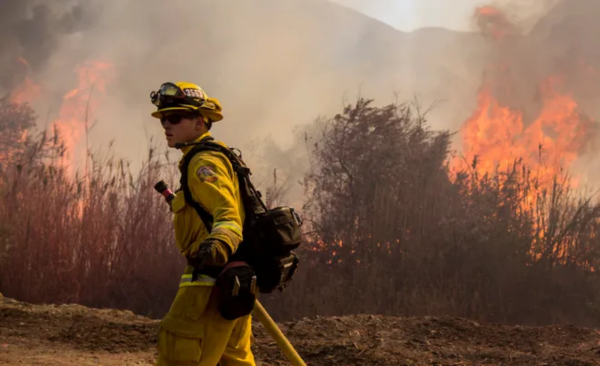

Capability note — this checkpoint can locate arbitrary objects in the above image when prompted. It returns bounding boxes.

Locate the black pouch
[244,206,301,294]
[258,206,302,255]
[254,252,299,293]
[215,262,257,321]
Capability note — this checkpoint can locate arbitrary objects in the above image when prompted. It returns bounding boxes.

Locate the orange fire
[475,6,517,40]
[9,58,42,105]
[454,6,592,194]
[9,77,42,105]
[458,77,589,182]
[4,58,115,176]
[52,60,115,174]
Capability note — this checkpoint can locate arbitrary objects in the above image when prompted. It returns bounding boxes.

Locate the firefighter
[150,81,255,366]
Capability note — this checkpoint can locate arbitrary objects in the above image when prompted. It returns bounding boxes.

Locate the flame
[527,77,588,175]
[459,85,524,175]
[9,77,42,105]
[453,6,593,194]
[475,6,517,40]
[457,77,589,184]
[9,58,42,105]
[18,57,30,67]
[52,60,115,173]
[0,58,39,165]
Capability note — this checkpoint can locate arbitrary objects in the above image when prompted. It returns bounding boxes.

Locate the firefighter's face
[160,112,205,148]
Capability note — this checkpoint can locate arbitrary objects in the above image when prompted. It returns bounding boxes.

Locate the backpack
[178,136,302,293]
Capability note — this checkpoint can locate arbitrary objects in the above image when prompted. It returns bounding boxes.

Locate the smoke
[3,0,600,192]
[529,0,600,104]
[472,0,600,115]
[455,0,600,187]
[533,0,600,181]
[0,0,98,92]
[467,0,558,32]
[19,0,469,176]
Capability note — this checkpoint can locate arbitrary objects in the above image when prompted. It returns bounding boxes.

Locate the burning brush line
[452,6,596,192]
[9,58,115,175]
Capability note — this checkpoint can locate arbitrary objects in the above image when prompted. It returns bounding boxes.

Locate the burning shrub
[260,97,600,327]
[0,111,183,315]
[0,97,36,170]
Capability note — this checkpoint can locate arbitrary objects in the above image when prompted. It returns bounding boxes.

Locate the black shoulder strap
[179,137,269,234]
[180,136,216,233]
[200,143,268,217]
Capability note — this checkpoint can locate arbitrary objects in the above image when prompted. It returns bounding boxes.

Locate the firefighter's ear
[195,115,209,131]
[194,116,203,131]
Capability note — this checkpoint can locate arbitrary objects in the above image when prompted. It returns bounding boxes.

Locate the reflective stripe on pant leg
[158,273,254,365]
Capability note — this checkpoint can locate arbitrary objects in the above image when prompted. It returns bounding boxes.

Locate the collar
[178,132,212,170]
[180,132,212,155]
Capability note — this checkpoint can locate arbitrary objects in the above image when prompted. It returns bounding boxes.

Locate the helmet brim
[151,107,195,119]
[151,106,223,122]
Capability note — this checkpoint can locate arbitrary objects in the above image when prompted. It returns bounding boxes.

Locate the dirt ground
[1,293,599,365]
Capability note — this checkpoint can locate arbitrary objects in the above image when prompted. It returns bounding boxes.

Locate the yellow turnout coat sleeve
[174,132,245,257]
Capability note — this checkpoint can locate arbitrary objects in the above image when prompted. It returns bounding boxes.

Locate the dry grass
[1,97,600,326]
[0,99,183,316]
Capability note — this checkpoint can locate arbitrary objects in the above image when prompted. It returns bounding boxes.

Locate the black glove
[194,238,230,268]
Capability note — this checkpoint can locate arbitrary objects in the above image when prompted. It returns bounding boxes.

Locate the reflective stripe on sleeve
[213,221,242,236]
[179,273,216,288]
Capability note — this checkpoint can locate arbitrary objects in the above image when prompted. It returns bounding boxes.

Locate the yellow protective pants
[156,268,255,366]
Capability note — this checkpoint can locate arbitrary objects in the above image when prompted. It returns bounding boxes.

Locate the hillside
[116,0,489,141]
[1,293,599,365]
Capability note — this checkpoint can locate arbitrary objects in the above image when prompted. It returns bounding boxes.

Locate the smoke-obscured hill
[0,0,489,154]
[3,0,598,146]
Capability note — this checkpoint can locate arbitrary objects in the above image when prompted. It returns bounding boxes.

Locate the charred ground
[1,293,599,366]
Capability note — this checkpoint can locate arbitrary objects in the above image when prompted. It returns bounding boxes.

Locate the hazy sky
[330,0,492,31]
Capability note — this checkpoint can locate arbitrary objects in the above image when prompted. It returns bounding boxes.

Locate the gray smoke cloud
[0,0,98,92]
[529,0,600,181]
[473,0,597,116]
[3,0,600,194]
[27,0,488,177]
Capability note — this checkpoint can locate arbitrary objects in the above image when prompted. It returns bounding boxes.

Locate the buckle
[277,254,299,290]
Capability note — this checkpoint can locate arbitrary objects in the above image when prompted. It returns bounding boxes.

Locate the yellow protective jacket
[157,133,255,365]
[170,132,245,258]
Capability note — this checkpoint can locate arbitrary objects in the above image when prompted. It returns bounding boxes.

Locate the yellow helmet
[149,81,223,122]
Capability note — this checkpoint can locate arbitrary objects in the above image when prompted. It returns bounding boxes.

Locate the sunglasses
[160,113,199,125]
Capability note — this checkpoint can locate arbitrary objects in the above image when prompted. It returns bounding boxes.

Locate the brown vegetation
[0,97,182,317]
[1,96,599,328]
